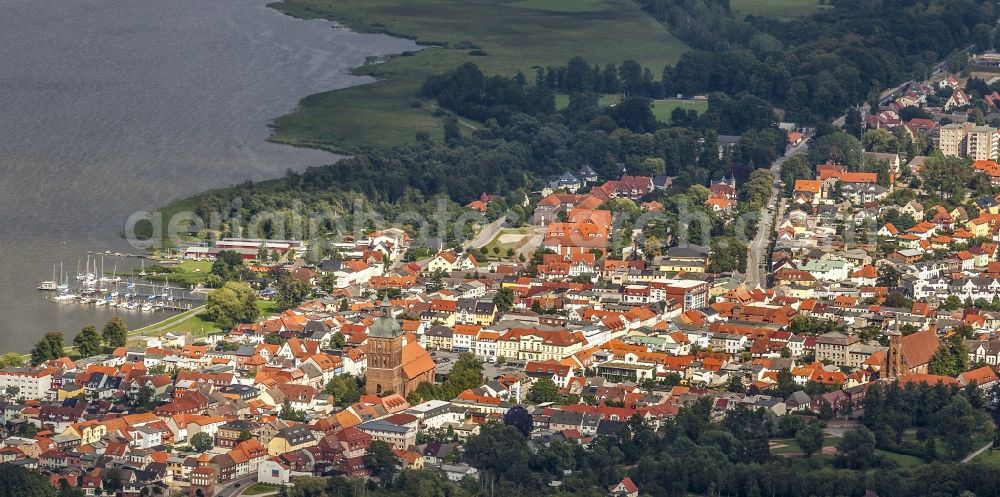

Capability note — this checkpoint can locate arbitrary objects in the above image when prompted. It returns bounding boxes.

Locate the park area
[142,259,213,287]
[650,98,708,123]
[128,299,280,343]
[769,419,999,471]
[554,94,706,124]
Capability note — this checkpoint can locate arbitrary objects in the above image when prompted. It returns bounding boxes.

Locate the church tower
[365,301,405,396]
[885,323,904,379]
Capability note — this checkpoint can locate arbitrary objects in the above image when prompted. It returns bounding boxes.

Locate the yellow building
[65,421,107,446]
[965,214,1000,237]
[496,328,587,361]
[266,425,317,457]
[57,384,85,401]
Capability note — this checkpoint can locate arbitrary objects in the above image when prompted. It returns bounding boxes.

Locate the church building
[365,301,437,397]
[884,326,940,379]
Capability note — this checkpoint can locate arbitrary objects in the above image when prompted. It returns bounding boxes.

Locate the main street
[744,139,808,288]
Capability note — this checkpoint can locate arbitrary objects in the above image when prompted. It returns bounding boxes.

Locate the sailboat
[57,261,70,293]
[101,261,121,284]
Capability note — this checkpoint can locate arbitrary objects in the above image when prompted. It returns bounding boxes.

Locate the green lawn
[242,483,279,496]
[143,260,214,287]
[130,306,219,339]
[729,0,823,19]
[510,0,608,11]
[971,447,1000,466]
[257,299,281,316]
[875,449,926,469]
[268,0,689,152]
[554,93,621,111]
[651,98,708,123]
[130,299,281,340]
[771,436,928,469]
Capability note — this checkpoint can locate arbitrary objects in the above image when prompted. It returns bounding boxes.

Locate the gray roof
[368,301,403,339]
[359,419,412,434]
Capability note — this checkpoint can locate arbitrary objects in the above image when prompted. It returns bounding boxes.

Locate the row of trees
[29,317,128,365]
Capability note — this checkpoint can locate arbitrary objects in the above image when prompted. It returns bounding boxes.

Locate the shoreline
[259,0,688,153]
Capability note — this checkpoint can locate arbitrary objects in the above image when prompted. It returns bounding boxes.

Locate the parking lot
[430,349,525,379]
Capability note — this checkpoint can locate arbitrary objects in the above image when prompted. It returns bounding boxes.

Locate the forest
[639,0,995,122]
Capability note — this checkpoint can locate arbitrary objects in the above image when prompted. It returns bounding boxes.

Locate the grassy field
[651,98,708,123]
[242,483,280,496]
[144,260,213,287]
[268,0,689,152]
[874,449,926,469]
[771,435,930,470]
[130,306,218,339]
[730,0,823,19]
[972,448,1000,465]
[554,93,622,111]
[131,299,281,340]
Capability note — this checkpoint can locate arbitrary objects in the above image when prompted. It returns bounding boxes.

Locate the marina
[39,254,205,312]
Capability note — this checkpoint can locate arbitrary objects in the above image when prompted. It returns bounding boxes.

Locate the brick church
[884,326,940,379]
[365,301,436,397]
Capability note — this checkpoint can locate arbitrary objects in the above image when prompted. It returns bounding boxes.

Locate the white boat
[141,303,153,311]
[53,293,77,303]
[39,263,58,290]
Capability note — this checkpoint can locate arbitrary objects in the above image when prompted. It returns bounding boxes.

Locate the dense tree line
[639,0,995,122]
[276,389,1000,497]
[861,381,994,461]
[421,62,555,123]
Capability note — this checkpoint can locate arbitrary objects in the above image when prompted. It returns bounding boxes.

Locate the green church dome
[368,300,403,338]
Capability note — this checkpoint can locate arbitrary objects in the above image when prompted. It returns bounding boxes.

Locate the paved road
[465,216,506,250]
[215,476,258,497]
[744,140,808,288]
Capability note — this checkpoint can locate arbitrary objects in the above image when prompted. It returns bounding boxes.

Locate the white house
[257,459,291,485]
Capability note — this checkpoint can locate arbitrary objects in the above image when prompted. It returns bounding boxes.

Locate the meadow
[729,0,823,20]
[268,0,689,151]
